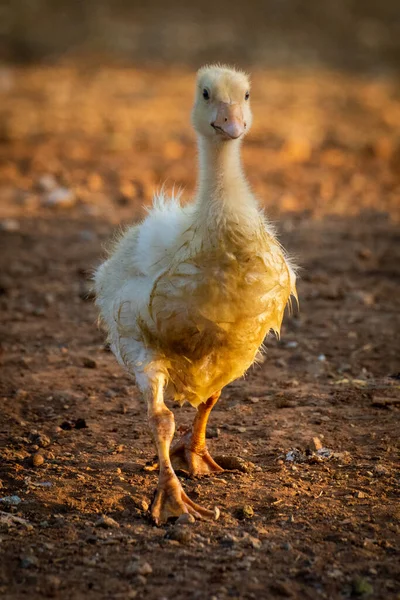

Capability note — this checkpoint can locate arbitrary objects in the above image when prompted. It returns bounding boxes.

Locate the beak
[212,102,245,139]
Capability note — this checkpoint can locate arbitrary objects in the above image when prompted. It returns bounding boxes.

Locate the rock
[373,465,389,477]
[44,575,61,594]
[355,491,367,499]
[166,525,193,544]
[44,187,76,208]
[270,581,294,597]
[237,504,254,520]
[37,174,57,192]
[310,437,323,451]
[32,452,45,467]
[176,513,195,525]
[82,357,97,369]
[214,455,254,473]
[0,495,22,506]
[29,432,51,447]
[95,515,120,528]
[0,218,20,232]
[206,426,220,439]
[244,534,262,549]
[220,533,239,547]
[351,577,373,596]
[125,560,153,576]
[20,555,40,569]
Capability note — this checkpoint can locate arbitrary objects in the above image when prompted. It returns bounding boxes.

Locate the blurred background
[1,0,400,221]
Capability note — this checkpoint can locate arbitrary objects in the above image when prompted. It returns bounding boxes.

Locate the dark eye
[203,88,210,100]
[245,91,250,101]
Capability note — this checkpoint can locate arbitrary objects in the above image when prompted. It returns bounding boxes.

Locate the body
[94,65,297,523]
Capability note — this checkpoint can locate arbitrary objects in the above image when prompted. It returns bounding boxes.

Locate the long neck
[198,137,248,203]
[195,137,259,223]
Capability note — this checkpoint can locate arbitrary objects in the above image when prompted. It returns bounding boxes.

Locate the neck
[196,136,250,209]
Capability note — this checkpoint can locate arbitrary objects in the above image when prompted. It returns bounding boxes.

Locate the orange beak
[212,102,245,139]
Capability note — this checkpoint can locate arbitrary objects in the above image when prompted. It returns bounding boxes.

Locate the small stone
[355,491,367,499]
[310,437,323,451]
[237,504,254,520]
[247,535,262,549]
[351,577,373,596]
[82,357,97,369]
[95,515,120,528]
[34,433,51,448]
[220,533,239,547]
[0,218,20,232]
[45,575,61,594]
[215,455,254,473]
[32,452,45,467]
[126,561,153,576]
[206,426,220,439]
[373,465,389,477]
[116,467,122,475]
[44,187,76,208]
[0,495,21,506]
[37,174,57,192]
[176,513,195,525]
[270,581,293,597]
[20,555,39,569]
[166,525,193,544]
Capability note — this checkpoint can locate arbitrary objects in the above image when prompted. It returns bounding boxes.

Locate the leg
[143,372,219,525]
[170,391,224,476]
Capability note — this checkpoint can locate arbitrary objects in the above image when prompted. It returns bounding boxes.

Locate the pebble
[206,426,220,439]
[245,535,262,549]
[95,515,120,528]
[166,525,193,544]
[215,455,255,473]
[43,187,76,208]
[176,513,195,525]
[355,491,367,499]
[29,432,51,448]
[220,533,239,547]
[270,581,293,597]
[310,437,323,452]
[0,495,22,506]
[373,465,389,477]
[37,174,57,192]
[20,555,39,569]
[0,218,20,232]
[351,576,373,595]
[32,452,45,467]
[82,357,97,369]
[237,504,254,519]
[125,561,153,576]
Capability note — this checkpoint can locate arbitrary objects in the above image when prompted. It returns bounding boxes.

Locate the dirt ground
[0,66,399,599]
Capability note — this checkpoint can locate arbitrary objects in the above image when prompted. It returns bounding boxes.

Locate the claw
[170,431,224,477]
[151,472,219,525]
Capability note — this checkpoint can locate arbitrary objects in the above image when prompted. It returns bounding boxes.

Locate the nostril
[244,122,247,128]
[224,117,228,122]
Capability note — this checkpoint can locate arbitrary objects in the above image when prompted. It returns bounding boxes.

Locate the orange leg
[145,374,219,525]
[170,392,224,476]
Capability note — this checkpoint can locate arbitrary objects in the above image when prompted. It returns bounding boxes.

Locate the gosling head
[192,64,252,142]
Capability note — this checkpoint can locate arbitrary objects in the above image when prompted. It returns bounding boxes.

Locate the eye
[202,88,210,100]
[245,91,250,101]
